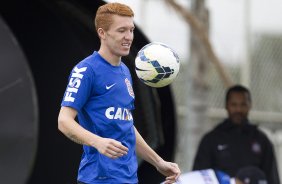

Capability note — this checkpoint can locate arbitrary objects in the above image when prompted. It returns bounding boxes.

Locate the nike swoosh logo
[106,83,116,90]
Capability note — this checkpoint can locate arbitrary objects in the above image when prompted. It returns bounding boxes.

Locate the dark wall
[0,0,176,184]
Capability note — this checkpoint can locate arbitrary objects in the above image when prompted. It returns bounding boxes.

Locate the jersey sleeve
[61,62,93,111]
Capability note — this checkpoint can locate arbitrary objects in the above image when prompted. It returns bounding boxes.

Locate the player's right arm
[58,106,128,158]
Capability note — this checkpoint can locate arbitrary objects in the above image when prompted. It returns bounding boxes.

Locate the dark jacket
[192,118,281,184]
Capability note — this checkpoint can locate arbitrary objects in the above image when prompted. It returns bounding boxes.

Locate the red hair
[95,3,134,31]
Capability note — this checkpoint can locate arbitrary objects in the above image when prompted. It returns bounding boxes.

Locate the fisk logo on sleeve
[64,66,87,102]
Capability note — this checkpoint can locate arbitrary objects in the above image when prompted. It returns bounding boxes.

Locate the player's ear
[97,28,106,39]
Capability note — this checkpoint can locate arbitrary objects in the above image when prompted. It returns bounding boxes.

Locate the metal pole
[242,0,251,87]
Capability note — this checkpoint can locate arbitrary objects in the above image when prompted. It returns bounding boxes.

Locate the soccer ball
[135,42,180,88]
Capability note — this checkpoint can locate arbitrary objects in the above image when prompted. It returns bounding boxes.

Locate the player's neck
[98,48,121,66]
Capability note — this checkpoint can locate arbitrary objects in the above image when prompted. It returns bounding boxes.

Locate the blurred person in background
[161,169,239,184]
[235,166,268,184]
[192,84,280,184]
[162,166,267,184]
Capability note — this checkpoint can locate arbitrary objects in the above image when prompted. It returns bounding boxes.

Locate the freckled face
[103,15,135,57]
[226,92,251,124]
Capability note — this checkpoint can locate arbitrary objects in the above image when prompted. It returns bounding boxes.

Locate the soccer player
[58,2,180,184]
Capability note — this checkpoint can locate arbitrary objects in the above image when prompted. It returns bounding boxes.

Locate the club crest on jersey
[125,78,135,98]
[64,66,87,102]
[251,141,261,154]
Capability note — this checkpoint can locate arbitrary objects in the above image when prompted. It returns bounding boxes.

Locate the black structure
[0,1,177,184]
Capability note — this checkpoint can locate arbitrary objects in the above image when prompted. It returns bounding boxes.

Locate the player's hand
[96,137,128,159]
[156,160,181,184]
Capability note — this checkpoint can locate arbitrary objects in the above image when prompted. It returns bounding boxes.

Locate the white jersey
[161,169,235,184]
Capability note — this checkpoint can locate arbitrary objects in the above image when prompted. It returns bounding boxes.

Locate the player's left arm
[134,126,181,184]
